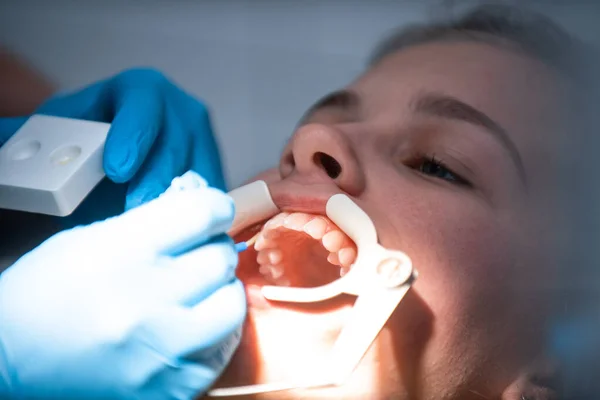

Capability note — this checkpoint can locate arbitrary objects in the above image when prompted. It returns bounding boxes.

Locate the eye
[417,155,471,186]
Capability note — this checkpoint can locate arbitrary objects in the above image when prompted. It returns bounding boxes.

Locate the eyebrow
[297,89,359,127]
[411,92,527,184]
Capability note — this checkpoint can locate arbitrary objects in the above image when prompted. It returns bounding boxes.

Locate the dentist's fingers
[103,86,163,185]
[163,171,208,194]
[187,105,226,192]
[141,280,246,362]
[162,235,238,306]
[124,109,188,209]
[136,360,220,400]
[107,187,235,256]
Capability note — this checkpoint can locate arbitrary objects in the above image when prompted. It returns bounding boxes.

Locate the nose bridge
[281,123,366,195]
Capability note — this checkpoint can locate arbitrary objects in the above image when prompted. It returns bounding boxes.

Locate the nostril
[280,152,296,177]
[285,153,295,168]
[314,152,342,179]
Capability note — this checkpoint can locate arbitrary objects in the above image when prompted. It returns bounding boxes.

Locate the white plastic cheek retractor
[226,180,279,237]
[209,181,418,397]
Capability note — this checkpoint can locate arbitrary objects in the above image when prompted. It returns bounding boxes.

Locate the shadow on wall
[0,46,55,117]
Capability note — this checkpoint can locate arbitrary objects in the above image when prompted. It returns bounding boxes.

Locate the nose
[279,123,366,195]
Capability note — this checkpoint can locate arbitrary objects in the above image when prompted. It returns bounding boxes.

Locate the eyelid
[402,148,478,188]
[427,155,471,186]
[432,150,477,183]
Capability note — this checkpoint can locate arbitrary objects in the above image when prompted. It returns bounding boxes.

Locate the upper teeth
[254,212,357,284]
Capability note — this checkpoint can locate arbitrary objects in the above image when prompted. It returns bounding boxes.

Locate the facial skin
[210,41,569,399]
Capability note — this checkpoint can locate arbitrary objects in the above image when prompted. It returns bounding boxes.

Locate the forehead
[350,41,566,151]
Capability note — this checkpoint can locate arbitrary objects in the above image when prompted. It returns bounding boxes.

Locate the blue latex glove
[0,68,226,213]
[0,171,246,400]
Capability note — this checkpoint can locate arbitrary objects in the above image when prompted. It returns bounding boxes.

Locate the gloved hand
[0,171,246,400]
[0,68,226,212]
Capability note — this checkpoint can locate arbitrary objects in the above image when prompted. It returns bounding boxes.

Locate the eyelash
[411,153,471,187]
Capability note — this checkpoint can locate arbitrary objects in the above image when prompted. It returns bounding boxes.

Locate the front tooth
[270,265,284,279]
[327,252,340,266]
[255,234,275,251]
[264,212,289,230]
[259,264,271,275]
[267,249,283,265]
[303,217,328,239]
[338,247,357,267]
[262,228,280,240]
[283,213,312,231]
[257,249,270,264]
[322,230,345,252]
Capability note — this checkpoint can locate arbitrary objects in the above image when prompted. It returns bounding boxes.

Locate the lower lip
[244,283,274,310]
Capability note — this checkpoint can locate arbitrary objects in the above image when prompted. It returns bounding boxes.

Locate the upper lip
[228,177,344,240]
[267,178,342,216]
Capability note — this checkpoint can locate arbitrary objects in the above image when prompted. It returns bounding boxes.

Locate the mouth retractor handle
[208,182,417,397]
[226,180,280,237]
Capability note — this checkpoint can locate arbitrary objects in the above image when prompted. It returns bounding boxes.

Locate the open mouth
[234,211,358,311]
[211,179,415,397]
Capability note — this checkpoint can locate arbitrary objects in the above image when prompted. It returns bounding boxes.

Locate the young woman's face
[212,41,568,399]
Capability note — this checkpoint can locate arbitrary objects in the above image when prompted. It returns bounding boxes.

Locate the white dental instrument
[0,115,109,216]
[209,181,417,397]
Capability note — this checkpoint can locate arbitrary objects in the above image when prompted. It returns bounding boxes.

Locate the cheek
[363,170,530,390]
[364,171,519,326]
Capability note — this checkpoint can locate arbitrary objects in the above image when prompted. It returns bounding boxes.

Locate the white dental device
[209,181,418,397]
[0,115,110,216]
